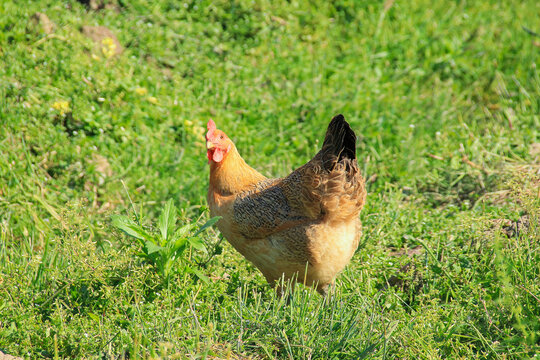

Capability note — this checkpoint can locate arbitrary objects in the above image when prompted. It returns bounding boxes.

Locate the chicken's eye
[220,135,224,139]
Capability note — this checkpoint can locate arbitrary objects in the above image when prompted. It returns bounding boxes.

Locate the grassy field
[1,0,539,358]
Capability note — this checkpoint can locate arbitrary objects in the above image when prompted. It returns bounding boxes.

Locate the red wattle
[213,148,224,162]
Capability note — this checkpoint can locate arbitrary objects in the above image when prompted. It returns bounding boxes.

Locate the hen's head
[206,119,232,163]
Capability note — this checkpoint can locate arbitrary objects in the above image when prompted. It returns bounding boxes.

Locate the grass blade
[192,216,221,237]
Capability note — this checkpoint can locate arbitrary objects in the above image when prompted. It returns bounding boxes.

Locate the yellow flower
[193,125,205,136]
[102,37,115,46]
[147,96,158,104]
[135,87,148,96]
[101,37,117,58]
[52,100,70,115]
[183,120,193,127]
[91,53,101,61]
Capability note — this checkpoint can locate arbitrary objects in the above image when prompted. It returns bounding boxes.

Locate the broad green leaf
[158,199,177,241]
[172,223,193,241]
[171,237,188,254]
[188,237,207,253]
[111,215,152,243]
[192,216,221,237]
[145,241,164,255]
[186,266,209,284]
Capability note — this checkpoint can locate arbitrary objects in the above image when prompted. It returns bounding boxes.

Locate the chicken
[206,114,366,295]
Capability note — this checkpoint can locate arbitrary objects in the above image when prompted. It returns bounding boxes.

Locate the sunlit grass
[0,0,538,358]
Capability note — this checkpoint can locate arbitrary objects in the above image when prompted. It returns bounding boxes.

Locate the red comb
[206,119,216,139]
[207,119,216,131]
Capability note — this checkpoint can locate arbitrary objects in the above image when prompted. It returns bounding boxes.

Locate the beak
[206,141,215,150]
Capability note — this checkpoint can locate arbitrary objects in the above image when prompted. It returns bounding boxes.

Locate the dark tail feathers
[321,114,357,171]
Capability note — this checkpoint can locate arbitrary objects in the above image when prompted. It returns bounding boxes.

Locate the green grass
[1,0,539,358]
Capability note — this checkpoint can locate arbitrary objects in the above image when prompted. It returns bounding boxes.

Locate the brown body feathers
[207,115,366,295]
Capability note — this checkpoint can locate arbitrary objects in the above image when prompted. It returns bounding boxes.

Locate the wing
[231,178,313,239]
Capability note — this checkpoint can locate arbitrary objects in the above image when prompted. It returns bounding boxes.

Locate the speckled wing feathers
[232,179,310,239]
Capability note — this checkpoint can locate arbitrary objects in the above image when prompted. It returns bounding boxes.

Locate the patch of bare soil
[28,12,56,34]
[81,25,123,56]
[0,351,23,360]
